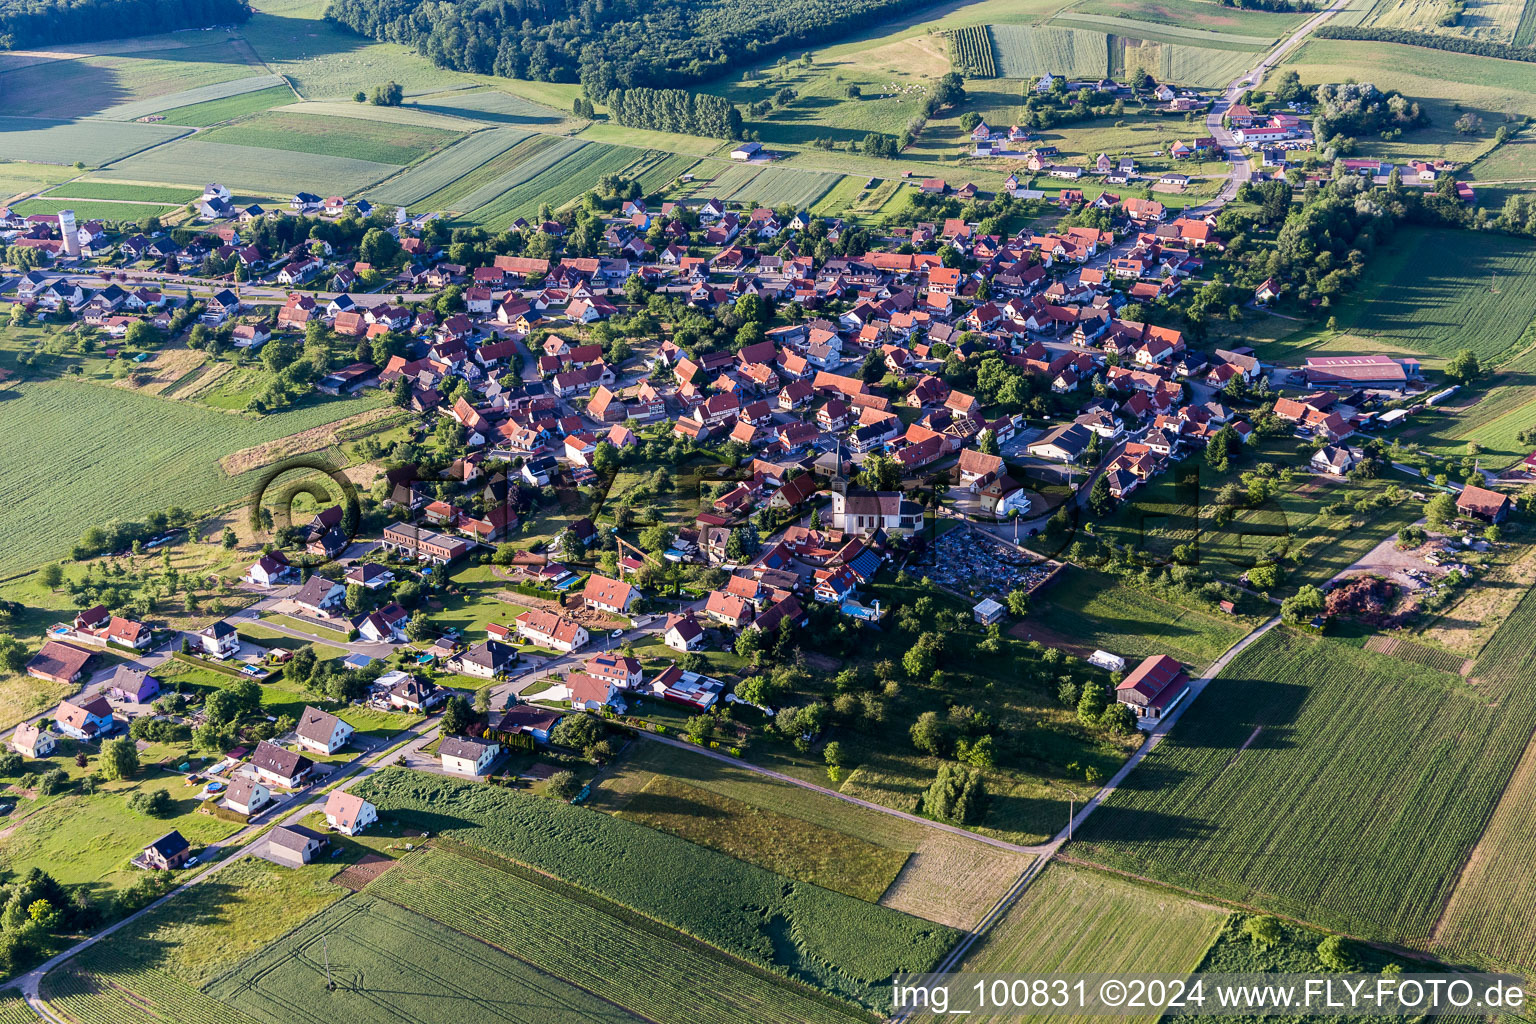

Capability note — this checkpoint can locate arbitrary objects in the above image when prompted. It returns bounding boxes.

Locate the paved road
[13,708,445,1016]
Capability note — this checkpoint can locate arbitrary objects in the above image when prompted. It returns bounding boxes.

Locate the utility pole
[324,935,334,991]
[1068,797,1074,841]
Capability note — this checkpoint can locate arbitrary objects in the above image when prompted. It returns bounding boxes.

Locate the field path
[891,614,1283,1022]
[639,731,1046,854]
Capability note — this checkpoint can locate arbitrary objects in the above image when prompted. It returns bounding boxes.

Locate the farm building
[1457,484,1511,523]
[263,825,330,868]
[1115,654,1190,720]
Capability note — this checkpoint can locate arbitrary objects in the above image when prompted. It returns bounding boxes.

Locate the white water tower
[58,209,80,258]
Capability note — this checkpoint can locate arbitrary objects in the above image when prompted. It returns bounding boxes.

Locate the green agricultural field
[633,153,705,194]
[1062,0,1306,37]
[99,73,288,121]
[198,110,460,165]
[987,25,1110,78]
[1025,566,1251,670]
[1050,11,1276,47]
[1113,36,1256,87]
[918,864,1226,1024]
[46,950,267,1024]
[407,86,571,127]
[10,199,178,223]
[603,768,911,902]
[370,845,878,1024]
[212,894,652,1024]
[157,85,298,127]
[1469,125,1536,180]
[1072,626,1536,945]
[40,182,198,203]
[99,138,400,196]
[593,741,1034,929]
[1264,227,1536,363]
[0,378,386,574]
[0,117,188,167]
[0,161,74,201]
[357,767,957,1011]
[0,37,268,120]
[464,143,655,229]
[388,134,580,212]
[682,161,843,207]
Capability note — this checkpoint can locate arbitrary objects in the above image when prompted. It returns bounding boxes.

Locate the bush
[127,788,171,816]
[921,763,987,825]
[546,770,580,801]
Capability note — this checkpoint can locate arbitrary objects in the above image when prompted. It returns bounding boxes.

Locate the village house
[55,693,115,740]
[1116,654,1190,719]
[440,735,500,776]
[247,741,314,789]
[515,609,589,652]
[294,706,354,755]
[325,791,378,835]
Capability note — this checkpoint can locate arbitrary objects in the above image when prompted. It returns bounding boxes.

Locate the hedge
[1314,25,1536,62]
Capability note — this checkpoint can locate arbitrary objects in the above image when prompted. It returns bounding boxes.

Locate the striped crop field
[1051,13,1273,49]
[1428,586,1536,974]
[1072,627,1536,946]
[1518,0,1536,43]
[917,864,1226,1024]
[197,111,462,165]
[209,894,650,1024]
[687,162,842,208]
[367,845,877,1024]
[43,947,266,1024]
[987,25,1111,78]
[634,153,702,194]
[365,127,534,206]
[100,138,400,196]
[0,116,189,166]
[949,25,997,77]
[464,142,654,228]
[98,74,288,121]
[419,135,586,213]
[11,199,179,223]
[155,85,297,128]
[1113,36,1256,87]
[1064,0,1306,36]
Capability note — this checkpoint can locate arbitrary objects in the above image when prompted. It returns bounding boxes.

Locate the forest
[324,0,946,90]
[0,0,248,49]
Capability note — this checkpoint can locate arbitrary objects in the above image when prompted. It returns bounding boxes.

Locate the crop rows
[446,136,586,212]
[357,768,957,1010]
[371,846,875,1024]
[43,948,262,1024]
[198,111,459,166]
[987,25,1110,79]
[465,143,653,229]
[1114,37,1254,88]
[104,139,398,196]
[1072,628,1536,945]
[366,127,534,206]
[1052,13,1272,49]
[1363,634,1469,675]
[694,162,842,208]
[209,896,628,1024]
[949,25,997,77]
[156,86,296,128]
[634,153,701,194]
[1345,228,1536,361]
[1517,0,1536,44]
[0,116,189,166]
[42,182,198,204]
[98,73,286,122]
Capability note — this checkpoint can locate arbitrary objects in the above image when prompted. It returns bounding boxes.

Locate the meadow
[98,138,400,196]
[1071,626,1536,945]
[0,161,74,201]
[211,894,651,1024]
[0,116,188,167]
[406,86,572,128]
[370,845,878,1024]
[0,377,386,574]
[1051,11,1273,47]
[99,73,289,122]
[198,110,461,165]
[157,85,299,128]
[356,767,957,1010]
[1024,566,1251,670]
[591,740,1033,928]
[919,864,1226,1024]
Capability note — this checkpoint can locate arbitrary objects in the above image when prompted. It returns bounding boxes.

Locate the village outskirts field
[8,0,1536,1017]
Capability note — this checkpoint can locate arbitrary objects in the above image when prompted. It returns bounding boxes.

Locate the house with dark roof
[482,704,565,745]
[263,824,329,867]
[439,735,499,776]
[294,706,353,755]
[137,830,191,870]
[247,741,314,788]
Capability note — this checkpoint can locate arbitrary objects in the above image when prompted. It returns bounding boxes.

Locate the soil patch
[331,851,395,891]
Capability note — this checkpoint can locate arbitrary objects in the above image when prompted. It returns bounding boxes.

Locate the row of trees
[327,0,942,92]
[1314,25,1536,63]
[0,0,247,50]
[605,87,745,139]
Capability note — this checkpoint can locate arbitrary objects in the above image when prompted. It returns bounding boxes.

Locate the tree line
[0,0,248,50]
[324,0,944,92]
[1314,25,1536,63]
